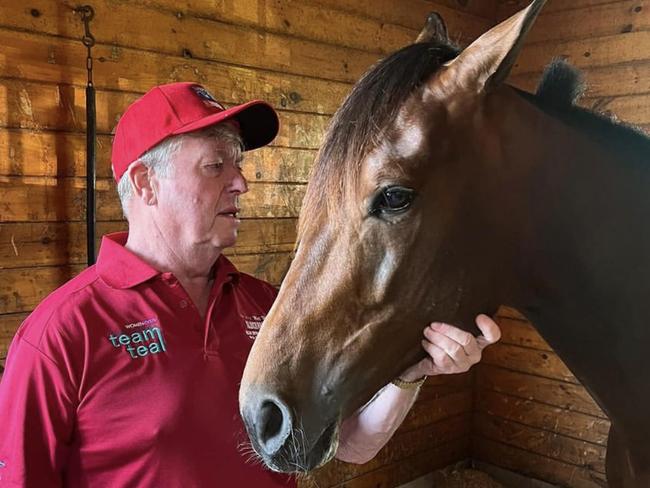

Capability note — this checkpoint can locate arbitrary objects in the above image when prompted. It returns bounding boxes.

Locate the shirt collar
[96,232,240,289]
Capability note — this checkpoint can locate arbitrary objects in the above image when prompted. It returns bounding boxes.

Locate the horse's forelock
[298,42,460,240]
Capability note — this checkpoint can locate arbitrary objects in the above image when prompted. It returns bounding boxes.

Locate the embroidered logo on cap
[191,86,225,110]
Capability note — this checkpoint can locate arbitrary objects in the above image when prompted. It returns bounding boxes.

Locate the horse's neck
[496,93,650,418]
[511,105,650,320]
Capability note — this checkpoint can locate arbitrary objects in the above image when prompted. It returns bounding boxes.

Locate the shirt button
[179,300,188,309]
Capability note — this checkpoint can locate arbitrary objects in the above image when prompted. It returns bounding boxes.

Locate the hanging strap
[76,6,97,265]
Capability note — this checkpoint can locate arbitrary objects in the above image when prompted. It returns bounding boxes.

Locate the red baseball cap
[111,82,279,181]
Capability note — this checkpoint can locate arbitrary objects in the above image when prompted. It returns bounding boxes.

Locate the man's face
[153,133,248,252]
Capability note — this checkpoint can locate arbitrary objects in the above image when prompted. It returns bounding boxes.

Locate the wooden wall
[474,308,610,487]
[0,1,495,486]
[472,1,650,485]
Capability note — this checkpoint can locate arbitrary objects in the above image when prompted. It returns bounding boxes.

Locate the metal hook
[75,5,96,47]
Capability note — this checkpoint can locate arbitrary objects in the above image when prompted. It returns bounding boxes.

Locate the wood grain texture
[473,437,607,488]
[0,78,330,149]
[0,0,381,84]
[475,390,610,446]
[476,364,607,419]
[0,28,351,116]
[474,412,606,473]
[0,219,298,268]
[0,177,306,221]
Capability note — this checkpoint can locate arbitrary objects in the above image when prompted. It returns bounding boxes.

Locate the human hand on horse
[397,315,501,382]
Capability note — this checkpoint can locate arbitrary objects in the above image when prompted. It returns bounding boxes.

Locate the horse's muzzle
[240,391,339,472]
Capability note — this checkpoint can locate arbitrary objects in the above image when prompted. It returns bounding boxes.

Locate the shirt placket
[203,279,232,358]
[159,272,204,335]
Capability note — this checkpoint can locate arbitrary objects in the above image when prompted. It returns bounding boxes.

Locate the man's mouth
[218,207,239,218]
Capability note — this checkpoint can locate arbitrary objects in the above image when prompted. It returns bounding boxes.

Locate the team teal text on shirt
[108,326,167,359]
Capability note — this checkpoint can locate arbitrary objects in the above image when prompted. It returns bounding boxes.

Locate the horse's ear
[438,0,546,93]
[415,12,449,45]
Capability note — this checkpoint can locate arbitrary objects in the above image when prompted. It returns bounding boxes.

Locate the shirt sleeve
[334,383,419,464]
[0,335,76,487]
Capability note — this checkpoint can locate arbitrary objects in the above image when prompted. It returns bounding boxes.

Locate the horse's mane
[298,41,460,239]
[299,48,650,240]
[520,59,650,161]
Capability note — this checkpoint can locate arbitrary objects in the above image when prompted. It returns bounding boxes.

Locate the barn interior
[1,0,646,486]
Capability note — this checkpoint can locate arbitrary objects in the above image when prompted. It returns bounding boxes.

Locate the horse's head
[240,0,547,472]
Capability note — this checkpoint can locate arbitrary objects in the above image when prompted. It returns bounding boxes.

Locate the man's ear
[433,0,546,95]
[126,161,157,206]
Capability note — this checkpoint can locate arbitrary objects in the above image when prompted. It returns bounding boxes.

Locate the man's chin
[212,235,238,251]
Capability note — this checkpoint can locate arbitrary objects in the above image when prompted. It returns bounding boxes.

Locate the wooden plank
[0,219,298,268]
[496,0,625,20]
[496,305,528,320]
[398,389,473,433]
[0,0,379,84]
[509,60,650,98]
[433,0,498,20]
[473,437,608,488]
[0,28,351,116]
[582,93,650,126]
[0,128,317,182]
[0,177,306,222]
[475,390,610,445]
[474,412,606,473]
[522,1,650,44]
[126,0,418,55]
[0,221,125,268]
[513,31,650,76]
[308,437,471,488]
[496,316,552,351]
[476,364,607,418]
[229,251,292,285]
[417,370,473,402]
[311,413,471,486]
[0,79,330,150]
[305,0,491,36]
[0,313,26,359]
[0,252,292,314]
[0,264,85,315]
[482,342,578,384]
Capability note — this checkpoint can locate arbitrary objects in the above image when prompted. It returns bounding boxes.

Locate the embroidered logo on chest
[108,318,167,359]
[242,315,265,340]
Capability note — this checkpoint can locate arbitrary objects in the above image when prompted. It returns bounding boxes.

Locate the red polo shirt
[0,232,294,487]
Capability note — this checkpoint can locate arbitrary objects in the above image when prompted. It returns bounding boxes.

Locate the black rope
[75,6,97,266]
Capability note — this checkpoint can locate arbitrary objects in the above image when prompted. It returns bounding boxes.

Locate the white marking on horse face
[393,121,425,159]
[373,249,397,299]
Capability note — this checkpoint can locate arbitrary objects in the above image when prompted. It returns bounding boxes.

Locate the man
[0,82,500,486]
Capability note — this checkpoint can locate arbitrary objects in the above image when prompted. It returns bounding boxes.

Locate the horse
[240,1,650,485]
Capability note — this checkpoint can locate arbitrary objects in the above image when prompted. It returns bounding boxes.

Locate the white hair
[117,122,243,218]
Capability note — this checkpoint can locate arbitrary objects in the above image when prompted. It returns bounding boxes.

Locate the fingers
[427,322,481,359]
[420,339,459,374]
[475,314,502,349]
[423,324,480,373]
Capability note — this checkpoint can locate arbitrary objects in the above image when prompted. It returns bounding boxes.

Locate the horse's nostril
[256,398,291,456]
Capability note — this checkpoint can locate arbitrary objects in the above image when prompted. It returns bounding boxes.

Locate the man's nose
[230,167,248,194]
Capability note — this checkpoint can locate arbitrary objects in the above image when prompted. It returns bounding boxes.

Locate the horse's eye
[370,186,415,216]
